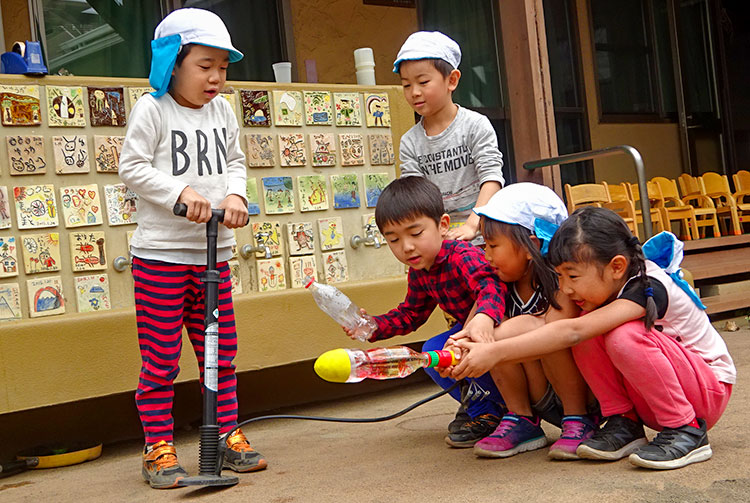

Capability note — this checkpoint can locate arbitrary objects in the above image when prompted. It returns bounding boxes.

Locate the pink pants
[572,320,732,431]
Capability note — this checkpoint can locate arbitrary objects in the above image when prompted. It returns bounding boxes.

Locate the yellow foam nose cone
[314,348,352,383]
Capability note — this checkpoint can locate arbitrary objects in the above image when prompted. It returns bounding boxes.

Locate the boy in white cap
[394,31,505,243]
[119,8,265,489]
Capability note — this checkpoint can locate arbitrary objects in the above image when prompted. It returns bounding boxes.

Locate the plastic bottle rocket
[314,346,457,383]
[305,278,377,342]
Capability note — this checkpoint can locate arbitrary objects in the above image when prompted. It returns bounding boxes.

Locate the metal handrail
[523,145,653,239]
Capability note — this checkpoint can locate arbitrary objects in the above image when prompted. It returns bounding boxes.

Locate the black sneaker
[576,415,647,460]
[445,413,500,448]
[629,418,712,470]
[447,404,472,434]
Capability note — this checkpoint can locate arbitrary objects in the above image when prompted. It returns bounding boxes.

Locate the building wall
[1,0,30,51]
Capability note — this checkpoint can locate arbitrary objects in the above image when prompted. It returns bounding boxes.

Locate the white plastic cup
[356,68,376,86]
[353,47,375,68]
[272,62,292,83]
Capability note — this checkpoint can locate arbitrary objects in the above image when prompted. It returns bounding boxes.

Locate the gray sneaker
[142,441,188,489]
[222,429,268,473]
[447,404,471,434]
[629,418,712,470]
[576,415,647,460]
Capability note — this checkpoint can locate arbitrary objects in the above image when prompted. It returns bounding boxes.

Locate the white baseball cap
[393,31,461,73]
[154,8,243,62]
[474,183,567,231]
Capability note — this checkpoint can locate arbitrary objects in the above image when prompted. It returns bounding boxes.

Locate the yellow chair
[731,170,750,231]
[600,182,639,239]
[564,183,639,238]
[699,172,743,235]
[650,177,699,240]
[622,182,666,236]
[677,173,722,237]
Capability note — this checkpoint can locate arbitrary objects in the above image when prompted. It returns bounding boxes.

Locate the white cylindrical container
[356,69,376,86]
[354,47,376,86]
[272,61,292,83]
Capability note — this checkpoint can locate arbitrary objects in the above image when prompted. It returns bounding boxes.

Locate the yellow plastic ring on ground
[17,444,102,469]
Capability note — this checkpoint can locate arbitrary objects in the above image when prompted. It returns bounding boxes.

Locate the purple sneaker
[474,414,547,458]
[548,415,598,460]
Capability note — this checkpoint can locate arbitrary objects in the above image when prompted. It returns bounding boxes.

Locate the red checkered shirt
[372,240,507,341]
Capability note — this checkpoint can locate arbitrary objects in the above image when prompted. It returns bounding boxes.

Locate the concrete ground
[1,328,749,503]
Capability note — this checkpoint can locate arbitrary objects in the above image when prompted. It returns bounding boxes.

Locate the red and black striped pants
[132,257,239,445]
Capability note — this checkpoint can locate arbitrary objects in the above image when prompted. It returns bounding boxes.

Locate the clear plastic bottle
[314,346,457,383]
[305,278,377,342]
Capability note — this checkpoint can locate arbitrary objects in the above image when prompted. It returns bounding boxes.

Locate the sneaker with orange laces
[142,440,188,489]
[223,429,268,473]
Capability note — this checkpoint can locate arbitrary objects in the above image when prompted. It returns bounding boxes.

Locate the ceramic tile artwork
[261,176,295,214]
[289,255,317,288]
[309,133,336,167]
[368,134,395,165]
[60,184,103,228]
[364,173,390,208]
[93,135,124,173]
[304,91,332,125]
[13,184,59,229]
[75,274,111,313]
[322,250,349,284]
[52,135,89,174]
[0,187,12,229]
[127,87,154,109]
[362,213,384,246]
[240,90,271,127]
[219,91,238,116]
[272,90,303,126]
[0,84,42,126]
[285,221,315,256]
[46,85,86,127]
[87,86,126,127]
[0,236,19,277]
[365,93,391,127]
[331,173,361,209]
[6,135,46,175]
[228,259,242,295]
[69,231,107,272]
[246,134,275,167]
[251,221,283,257]
[104,184,138,226]
[278,133,306,167]
[339,134,365,166]
[0,283,22,320]
[297,175,328,212]
[334,92,362,127]
[27,275,65,318]
[317,216,344,251]
[21,232,61,274]
[246,178,260,216]
[256,258,286,292]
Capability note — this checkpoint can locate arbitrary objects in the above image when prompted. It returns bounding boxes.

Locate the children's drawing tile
[246,134,275,167]
[0,283,22,320]
[21,232,61,274]
[362,213,384,246]
[127,87,155,109]
[240,90,271,127]
[278,133,306,167]
[331,173,361,209]
[0,84,41,126]
[6,135,47,175]
[69,231,107,272]
[368,134,395,165]
[289,254,317,288]
[93,135,124,173]
[246,177,260,216]
[304,91,333,125]
[272,90,303,126]
[75,273,111,312]
[228,259,243,295]
[334,92,362,127]
[13,184,59,229]
[52,135,89,174]
[261,177,295,214]
[27,275,65,318]
[322,250,349,284]
[309,133,336,167]
[251,221,283,257]
[318,216,344,251]
[364,173,390,208]
[104,184,138,225]
[339,134,365,166]
[0,236,19,277]
[219,90,238,116]
[46,85,86,127]
[60,184,103,228]
[87,86,126,127]
[297,175,328,212]
[365,93,391,127]
[256,258,286,292]
[285,221,315,256]
[0,187,12,229]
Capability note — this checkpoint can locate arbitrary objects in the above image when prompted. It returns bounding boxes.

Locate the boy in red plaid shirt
[344,177,507,447]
